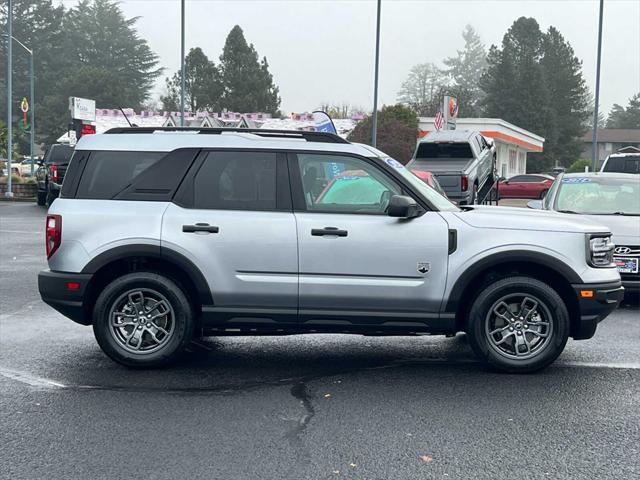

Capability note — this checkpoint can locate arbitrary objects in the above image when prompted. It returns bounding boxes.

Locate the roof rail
[103,127,349,144]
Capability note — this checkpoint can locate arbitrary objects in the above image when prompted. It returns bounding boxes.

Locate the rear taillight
[461,175,469,192]
[50,164,59,183]
[46,214,62,259]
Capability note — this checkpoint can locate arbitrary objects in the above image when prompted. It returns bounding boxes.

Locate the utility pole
[5,0,13,198]
[371,0,381,148]
[591,0,604,172]
[180,0,185,127]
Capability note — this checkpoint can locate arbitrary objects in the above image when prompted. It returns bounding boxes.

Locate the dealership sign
[69,96,96,122]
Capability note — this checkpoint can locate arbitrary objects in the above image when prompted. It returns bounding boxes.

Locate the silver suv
[38,128,624,372]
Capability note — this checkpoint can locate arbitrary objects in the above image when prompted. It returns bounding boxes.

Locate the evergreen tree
[219,26,280,114]
[443,25,488,117]
[161,48,223,112]
[481,17,589,172]
[540,26,589,166]
[0,0,66,150]
[348,105,418,164]
[397,63,448,116]
[36,0,161,143]
[606,93,640,128]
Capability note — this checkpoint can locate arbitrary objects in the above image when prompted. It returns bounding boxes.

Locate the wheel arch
[82,245,213,323]
[445,250,582,336]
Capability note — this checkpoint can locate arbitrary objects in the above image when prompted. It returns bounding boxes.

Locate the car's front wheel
[92,272,194,368]
[36,190,46,206]
[466,276,569,373]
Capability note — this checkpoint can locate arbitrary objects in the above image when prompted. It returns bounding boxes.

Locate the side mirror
[527,200,543,209]
[387,195,422,218]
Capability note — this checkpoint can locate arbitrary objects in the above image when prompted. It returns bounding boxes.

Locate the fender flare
[444,249,582,313]
[82,244,213,305]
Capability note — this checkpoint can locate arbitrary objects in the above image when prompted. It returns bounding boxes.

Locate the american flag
[434,110,444,131]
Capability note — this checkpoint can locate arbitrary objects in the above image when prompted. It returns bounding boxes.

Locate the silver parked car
[38,127,622,373]
[528,172,640,292]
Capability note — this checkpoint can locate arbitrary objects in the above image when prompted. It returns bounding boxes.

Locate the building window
[508,149,517,174]
[518,151,526,174]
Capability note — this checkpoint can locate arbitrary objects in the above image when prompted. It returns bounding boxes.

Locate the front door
[290,152,450,329]
[162,150,298,325]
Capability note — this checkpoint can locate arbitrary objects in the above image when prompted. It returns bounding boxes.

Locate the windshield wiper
[557,209,579,214]
[610,212,639,216]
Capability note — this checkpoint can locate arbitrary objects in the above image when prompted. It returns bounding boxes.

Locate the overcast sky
[60,0,639,118]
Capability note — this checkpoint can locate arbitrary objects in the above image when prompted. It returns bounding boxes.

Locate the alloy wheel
[484,293,553,360]
[109,288,175,354]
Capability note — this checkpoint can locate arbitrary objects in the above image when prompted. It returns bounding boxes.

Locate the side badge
[417,262,431,274]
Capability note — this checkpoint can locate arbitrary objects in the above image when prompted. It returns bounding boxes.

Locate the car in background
[408,168,448,197]
[36,144,74,206]
[528,172,640,292]
[498,174,555,199]
[407,130,495,205]
[601,152,640,174]
[19,158,39,177]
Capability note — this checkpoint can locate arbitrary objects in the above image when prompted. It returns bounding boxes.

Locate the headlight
[587,234,615,267]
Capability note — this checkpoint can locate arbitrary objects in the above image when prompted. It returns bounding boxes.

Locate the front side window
[194,151,277,210]
[297,154,401,214]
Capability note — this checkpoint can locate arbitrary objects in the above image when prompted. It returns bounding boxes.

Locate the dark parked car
[36,144,74,206]
[498,174,554,199]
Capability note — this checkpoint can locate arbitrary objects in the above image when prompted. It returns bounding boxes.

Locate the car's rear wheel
[93,272,194,368]
[45,185,56,206]
[36,190,46,206]
[466,276,569,373]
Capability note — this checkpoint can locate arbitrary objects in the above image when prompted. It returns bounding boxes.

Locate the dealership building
[418,117,545,177]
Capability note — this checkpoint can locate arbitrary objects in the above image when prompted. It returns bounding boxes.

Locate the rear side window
[76,151,163,199]
[603,156,640,174]
[416,142,473,159]
[193,151,277,210]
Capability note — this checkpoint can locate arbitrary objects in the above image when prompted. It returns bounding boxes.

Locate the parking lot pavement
[1,201,639,480]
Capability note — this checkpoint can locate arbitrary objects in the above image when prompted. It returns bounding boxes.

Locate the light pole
[591,0,604,172]
[5,0,13,198]
[180,0,185,127]
[371,0,381,148]
[2,34,35,176]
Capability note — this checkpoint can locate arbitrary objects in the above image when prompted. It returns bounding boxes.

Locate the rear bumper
[571,280,624,339]
[38,270,93,325]
[621,278,640,292]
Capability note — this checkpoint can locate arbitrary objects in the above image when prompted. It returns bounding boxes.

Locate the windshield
[376,156,460,212]
[555,176,640,215]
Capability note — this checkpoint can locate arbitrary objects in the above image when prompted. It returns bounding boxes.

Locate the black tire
[36,190,47,206]
[92,272,194,368]
[539,189,549,200]
[466,276,569,373]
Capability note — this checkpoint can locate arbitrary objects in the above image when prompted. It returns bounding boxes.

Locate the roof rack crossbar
[103,127,349,144]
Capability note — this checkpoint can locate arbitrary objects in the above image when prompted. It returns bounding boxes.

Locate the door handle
[311,227,348,237]
[183,223,219,234]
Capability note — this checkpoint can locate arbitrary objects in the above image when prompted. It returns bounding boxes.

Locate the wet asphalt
[0,201,638,480]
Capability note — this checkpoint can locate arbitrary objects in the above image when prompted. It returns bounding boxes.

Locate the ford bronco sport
[38,128,624,372]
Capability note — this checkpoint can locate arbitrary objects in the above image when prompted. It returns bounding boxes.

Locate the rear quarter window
[75,151,164,199]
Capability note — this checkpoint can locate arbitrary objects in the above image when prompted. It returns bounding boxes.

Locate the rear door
[162,150,298,325]
[291,152,450,328]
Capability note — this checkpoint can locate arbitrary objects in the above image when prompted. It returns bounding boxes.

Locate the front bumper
[571,280,624,339]
[38,270,93,325]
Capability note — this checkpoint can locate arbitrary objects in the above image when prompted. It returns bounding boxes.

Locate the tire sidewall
[467,276,569,373]
[93,272,193,368]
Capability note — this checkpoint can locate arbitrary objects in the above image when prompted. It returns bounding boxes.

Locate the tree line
[0,0,280,151]
[395,18,639,172]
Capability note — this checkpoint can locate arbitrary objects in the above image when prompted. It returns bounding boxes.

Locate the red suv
[498,174,554,199]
